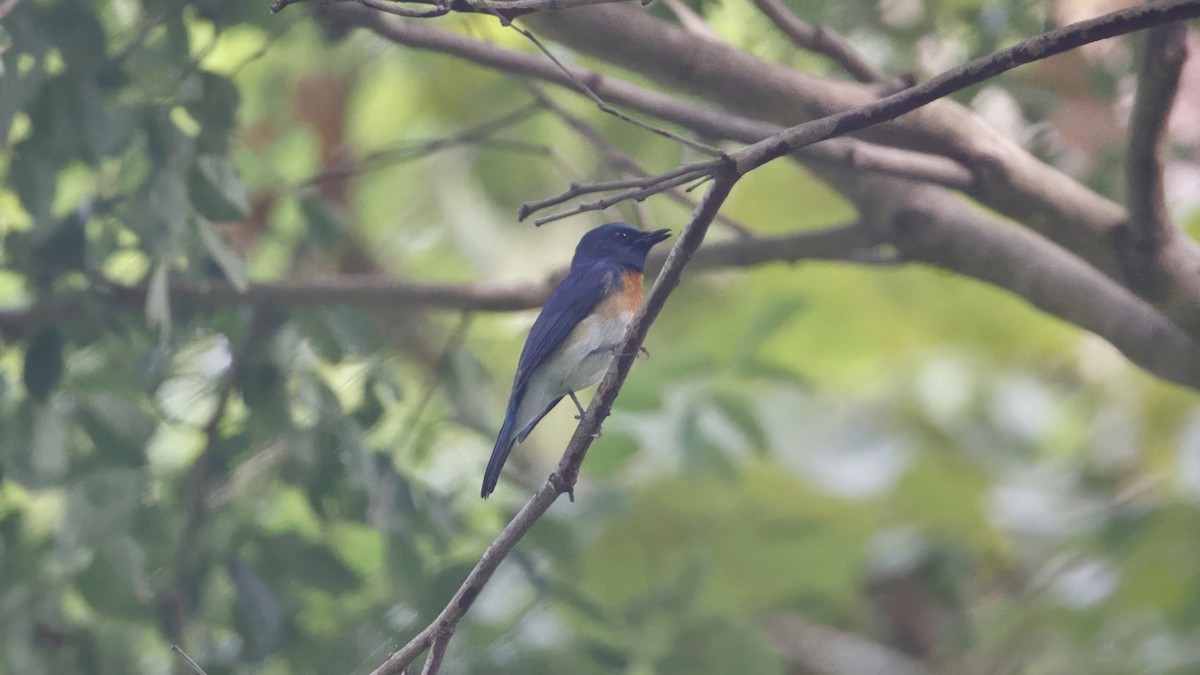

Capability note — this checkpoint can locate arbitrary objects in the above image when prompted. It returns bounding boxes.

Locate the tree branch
[720,0,1200,182]
[542,0,1200,203]
[839,170,1200,390]
[272,0,638,19]
[298,103,544,187]
[526,82,757,237]
[524,1,1200,339]
[366,170,739,675]
[1126,15,1188,248]
[321,4,974,194]
[0,226,888,340]
[750,0,888,84]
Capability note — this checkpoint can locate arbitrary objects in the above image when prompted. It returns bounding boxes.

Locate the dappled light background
[3,0,1200,674]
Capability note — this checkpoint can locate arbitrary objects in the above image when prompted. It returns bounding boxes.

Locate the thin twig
[393,313,474,455]
[356,0,450,18]
[171,645,210,675]
[519,162,713,220]
[418,630,453,675]
[365,167,740,675]
[751,0,888,84]
[1126,12,1188,247]
[503,18,725,157]
[531,167,710,224]
[526,82,756,236]
[298,103,543,187]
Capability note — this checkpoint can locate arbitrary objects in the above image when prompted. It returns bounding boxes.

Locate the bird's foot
[614,347,650,359]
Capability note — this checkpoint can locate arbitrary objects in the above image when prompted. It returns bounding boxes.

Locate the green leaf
[238,362,282,411]
[145,262,172,343]
[75,538,150,622]
[228,558,287,661]
[9,140,58,226]
[186,72,240,153]
[75,392,156,466]
[298,195,345,251]
[190,155,250,222]
[196,215,249,290]
[257,533,362,594]
[707,391,769,455]
[42,4,107,73]
[659,617,784,675]
[23,327,64,401]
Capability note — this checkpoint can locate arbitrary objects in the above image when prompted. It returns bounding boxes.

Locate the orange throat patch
[597,269,645,319]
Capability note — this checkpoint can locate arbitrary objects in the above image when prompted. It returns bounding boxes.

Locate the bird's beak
[639,228,672,246]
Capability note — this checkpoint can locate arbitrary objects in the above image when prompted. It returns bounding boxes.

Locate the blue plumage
[481,223,671,498]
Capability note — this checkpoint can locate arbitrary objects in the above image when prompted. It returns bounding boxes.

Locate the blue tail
[482,400,520,499]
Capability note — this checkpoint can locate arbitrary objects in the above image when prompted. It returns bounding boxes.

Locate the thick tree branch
[750,0,888,84]
[525,2,1200,337]
[0,229,886,339]
[321,5,975,193]
[366,170,739,675]
[539,0,1200,201]
[840,171,1200,390]
[1127,17,1189,247]
[720,1,1200,183]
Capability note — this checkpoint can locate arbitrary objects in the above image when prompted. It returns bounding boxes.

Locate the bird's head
[571,222,672,272]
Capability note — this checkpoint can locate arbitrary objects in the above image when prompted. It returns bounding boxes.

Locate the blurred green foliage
[2,0,1200,674]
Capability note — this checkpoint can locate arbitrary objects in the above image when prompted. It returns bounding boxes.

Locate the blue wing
[481,264,611,498]
[512,264,611,395]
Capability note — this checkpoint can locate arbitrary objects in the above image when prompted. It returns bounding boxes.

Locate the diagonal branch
[750,0,888,84]
[365,169,740,675]
[1126,14,1189,248]
[579,0,1200,201]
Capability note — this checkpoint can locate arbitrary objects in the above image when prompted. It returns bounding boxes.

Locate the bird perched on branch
[481,222,671,498]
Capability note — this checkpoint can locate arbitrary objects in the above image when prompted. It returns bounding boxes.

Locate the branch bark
[1126,16,1189,248]
[750,0,889,84]
[316,3,1200,390]
[525,1,1200,337]
[366,170,739,675]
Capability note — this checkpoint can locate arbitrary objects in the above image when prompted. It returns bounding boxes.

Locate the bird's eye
[616,231,629,241]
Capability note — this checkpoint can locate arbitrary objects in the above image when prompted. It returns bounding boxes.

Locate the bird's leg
[569,391,604,438]
[569,391,586,419]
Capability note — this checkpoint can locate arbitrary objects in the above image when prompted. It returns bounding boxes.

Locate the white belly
[514,311,633,433]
